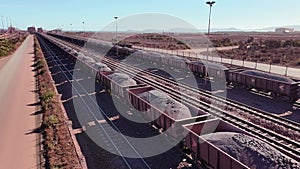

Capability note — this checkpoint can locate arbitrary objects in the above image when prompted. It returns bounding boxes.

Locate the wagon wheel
[289,97,296,103]
[270,92,277,99]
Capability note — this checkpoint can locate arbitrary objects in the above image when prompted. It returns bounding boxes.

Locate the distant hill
[123,25,300,33]
[260,25,300,31]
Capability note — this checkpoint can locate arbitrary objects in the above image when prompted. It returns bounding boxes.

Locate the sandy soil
[0,35,39,169]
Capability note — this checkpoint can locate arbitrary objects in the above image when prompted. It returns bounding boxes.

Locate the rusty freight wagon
[96,71,145,98]
[227,69,300,102]
[183,119,250,169]
[128,85,211,139]
[188,61,229,79]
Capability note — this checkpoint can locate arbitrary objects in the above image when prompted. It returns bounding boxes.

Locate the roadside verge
[33,35,87,169]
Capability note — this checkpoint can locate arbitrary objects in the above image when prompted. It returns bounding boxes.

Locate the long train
[38,33,300,169]
[47,33,300,102]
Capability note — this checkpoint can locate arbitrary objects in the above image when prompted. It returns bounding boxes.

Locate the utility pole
[82,21,85,32]
[205,1,216,61]
[70,23,73,32]
[206,1,215,37]
[114,16,118,56]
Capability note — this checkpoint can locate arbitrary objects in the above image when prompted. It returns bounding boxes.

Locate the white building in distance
[275,28,294,33]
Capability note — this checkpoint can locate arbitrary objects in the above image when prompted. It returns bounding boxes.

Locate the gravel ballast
[202,132,300,169]
[108,73,137,87]
[241,70,295,83]
[139,89,192,120]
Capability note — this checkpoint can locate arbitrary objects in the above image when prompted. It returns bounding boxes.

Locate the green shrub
[0,39,13,56]
[36,59,44,67]
[40,90,55,103]
[43,115,59,127]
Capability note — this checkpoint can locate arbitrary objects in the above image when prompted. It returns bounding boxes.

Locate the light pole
[269,56,273,73]
[114,16,118,55]
[206,1,215,61]
[206,1,215,37]
[82,21,85,32]
[70,23,73,32]
[283,54,288,76]
[69,24,74,44]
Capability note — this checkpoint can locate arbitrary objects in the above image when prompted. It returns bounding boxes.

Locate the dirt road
[0,56,12,70]
[0,35,39,169]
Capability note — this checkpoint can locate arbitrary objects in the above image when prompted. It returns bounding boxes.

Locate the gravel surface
[202,132,300,169]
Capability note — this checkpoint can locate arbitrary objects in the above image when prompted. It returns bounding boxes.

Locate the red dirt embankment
[34,36,85,169]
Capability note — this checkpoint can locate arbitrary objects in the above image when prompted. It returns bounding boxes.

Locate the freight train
[38,33,300,169]
[113,43,300,102]
[47,32,300,102]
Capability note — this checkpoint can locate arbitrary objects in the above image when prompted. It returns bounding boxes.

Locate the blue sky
[0,0,299,31]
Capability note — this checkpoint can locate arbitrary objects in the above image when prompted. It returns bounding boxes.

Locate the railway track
[294,102,300,109]
[46,33,300,131]
[42,34,300,161]
[38,36,152,169]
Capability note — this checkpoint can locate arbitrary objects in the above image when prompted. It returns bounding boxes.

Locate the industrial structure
[27,26,36,34]
[275,27,294,33]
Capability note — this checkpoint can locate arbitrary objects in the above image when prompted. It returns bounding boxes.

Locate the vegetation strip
[34,36,86,169]
[0,34,27,57]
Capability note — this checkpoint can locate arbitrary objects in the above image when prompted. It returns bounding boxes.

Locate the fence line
[132,45,300,79]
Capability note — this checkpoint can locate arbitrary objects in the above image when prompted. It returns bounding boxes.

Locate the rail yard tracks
[42,33,300,162]
[37,36,152,169]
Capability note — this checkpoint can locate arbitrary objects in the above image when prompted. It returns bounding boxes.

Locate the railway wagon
[116,42,133,48]
[65,49,98,77]
[188,61,229,79]
[47,33,229,80]
[47,33,86,46]
[43,35,79,63]
[141,52,165,66]
[228,69,300,101]
[132,51,191,71]
[114,44,134,56]
[93,62,112,72]
[183,119,250,169]
[162,55,190,69]
[96,71,145,98]
[131,51,181,68]
[129,51,192,74]
[128,50,151,64]
[128,85,211,139]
